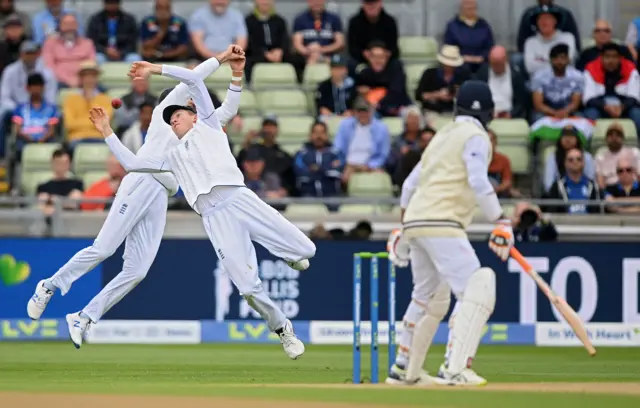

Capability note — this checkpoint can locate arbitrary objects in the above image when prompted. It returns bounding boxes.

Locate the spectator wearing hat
[578,19,633,71]
[530,43,583,122]
[0,15,27,75]
[443,0,494,73]
[544,125,595,191]
[32,0,84,45]
[517,0,579,53]
[475,45,529,119]
[42,13,96,88]
[523,5,576,77]
[292,0,344,65]
[604,156,640,214]
[354,40,411,117]
[583,43,640,136]
[347,0,398,65]
[415,45,471,114]
[88,0,141,64]
[595,122,640,189]
[0,0,31,39]
[242,144,288,202]
[140,0,189,63]
[62,61,112,145]
[316,54,356,117]
[334,97,390,183]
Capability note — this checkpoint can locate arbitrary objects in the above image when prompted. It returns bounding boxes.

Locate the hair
[402,105,425,130]
[422,125,436,134]
[549,42,569,59]
[138,101,155,111]
[52,148,69,160]
[367,40,388,51]
[556,135,583,176]
[27,73,45,86]
[601,42,621,55]
[158,87,174,104]
[311,120,328,133]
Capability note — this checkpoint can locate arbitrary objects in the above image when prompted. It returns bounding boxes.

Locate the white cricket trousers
[200,187,316,331]
[49,173,168,322]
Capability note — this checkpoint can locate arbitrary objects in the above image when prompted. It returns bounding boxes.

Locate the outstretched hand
[229,55,246,72]
[128,61,157,80]
[219,44,245,64]
[89,107,113,137]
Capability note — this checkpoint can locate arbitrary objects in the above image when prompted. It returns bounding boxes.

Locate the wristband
[231,75,243,81]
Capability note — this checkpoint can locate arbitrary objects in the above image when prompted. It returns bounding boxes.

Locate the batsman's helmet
[454,80,494,127]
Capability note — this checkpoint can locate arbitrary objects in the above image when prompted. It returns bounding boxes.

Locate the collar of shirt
[489,64,510,80]
[454,115,484,129]
[616,180,639,191]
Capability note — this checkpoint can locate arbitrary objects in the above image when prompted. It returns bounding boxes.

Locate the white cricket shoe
[434,364,488,386]
[286,259,309,271]
[66,312,92,349]
[277,320,305,359]
[27,280,54,320]
[385,363,435,386]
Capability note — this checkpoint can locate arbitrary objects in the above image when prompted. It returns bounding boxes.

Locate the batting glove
[387,229,410,268]
[489,219,514,261]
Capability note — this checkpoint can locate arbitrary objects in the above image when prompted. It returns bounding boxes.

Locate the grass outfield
[0,343,638,407]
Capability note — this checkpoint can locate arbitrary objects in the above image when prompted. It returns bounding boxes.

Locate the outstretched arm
[215,57,245,126]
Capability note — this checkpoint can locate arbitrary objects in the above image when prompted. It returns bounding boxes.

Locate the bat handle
[509,248,532,272]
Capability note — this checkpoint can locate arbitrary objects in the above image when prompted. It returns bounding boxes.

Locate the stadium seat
[239,89,259,115]
[256,90,309,115]
[285,203,330,217]
[203,63,233,89]
[56,88,76,107]
[147,62,187,92]
[82,171,108,188]
[251,63,298,90]
[338,204,386,214]
[108,88,129,100]
[281,143,302,156]
[489,119,530,144]
[347,172,394,197]
[431,117,452,130]
[73,143,111,176]
[323,116,345,140]
[592,119,638,147]
[382,117,404,136]
[21,143,62,172]
[303,64,330,90]
[405,64,430,96]
[228,115,262,145]
[20,171,54,195]
[279,116,314,143]
[100,62,132,88]
[497,145,530,174]
[399,36,438,62]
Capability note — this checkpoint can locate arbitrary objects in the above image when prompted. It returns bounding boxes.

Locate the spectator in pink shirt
[595,122,640,188]
[42,13,95,87]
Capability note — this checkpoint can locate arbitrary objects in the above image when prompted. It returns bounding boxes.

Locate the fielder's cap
[20,40,39,53]
[354,96,370,111]
[244,145,264,161]
[262,114,278,126]
[163,104,196,125]
[3,15,23,28]
[330,54,347,67]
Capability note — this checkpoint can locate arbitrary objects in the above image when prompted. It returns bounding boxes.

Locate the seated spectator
[140,0,189,63]
[544,147,601,214]
[80,154,126,211]
[394,126,434,186]
[11,73,59,157]
[0,16,27,75]
[475,45,529,119]
[242,145,288,200]
[517,0,579,53]
[544,126,595,191]
[121,102,154,153]
[625,16,640,62]
[524,5,576,78]
[444,0,494,72]
[294,120,344,198]
[42,13,95,88]
[604,156,640,213]
[334,97,390,183]
[355,41,411,117]
[190,0,247,60]
[348,220,373,240]
[316,54,356,118]
[62,61,112,145]
[238,115,295,194]
[292,0,344,64]
[36,148,83,214]
[347,0,398,65]
[114,77,157,134]
[415,45,471,114]
[530,43,583,122]
[0,0,31,39]
[386,105,423,175]
[595,122,640,189]
[487,129,519,198]
[577,19,633,71]
[32,0,84,45]
[583,43,640,135]
[88,0,140,64]
[512,201,558,242]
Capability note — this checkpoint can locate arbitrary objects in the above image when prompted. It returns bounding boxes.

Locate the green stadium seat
[382,117,404,136]
[279,116,314,143]
[399,36,438,61]
[431,117,452,130]
[489,119,530,144]
[593,119,638,147]
[303,64,330,89]
[100,62,132,88]
[203,63,233,89]
[228,116,262,145]
[56,88,77,107]
[82,171,108,188]
[323,116,345,140]
[338,204,386,215]
[497,145,530,174]
[252,63,298,90]
[107,88,129,100]
[256,90,309,115]
[405,64,429,96]
[73,143,111,176]
[285,203,329,217]
[281,143,302,156]
[22,143,62,172]
[348,172,394,197]
[239,89,259,115]
[20,171,54,195]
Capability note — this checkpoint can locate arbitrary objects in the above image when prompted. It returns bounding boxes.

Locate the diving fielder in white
[26,46,244,349]
[92,60,315,359]
[385,80,514,386]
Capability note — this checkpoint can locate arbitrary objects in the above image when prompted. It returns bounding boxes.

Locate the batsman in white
[92,59,316,360]
[385,80,514,386]
[26,45,244,349]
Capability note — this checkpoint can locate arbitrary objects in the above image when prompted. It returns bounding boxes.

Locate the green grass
[0,343,639,407]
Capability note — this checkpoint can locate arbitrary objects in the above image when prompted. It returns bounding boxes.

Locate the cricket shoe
[385,363,435,386]
[276,320,305,360]
[434,364,488,386]
[27,280,55,320]
[286,259,310,271]
[66,312,92,349]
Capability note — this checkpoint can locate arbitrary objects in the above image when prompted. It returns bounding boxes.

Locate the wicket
[352,252,396,384]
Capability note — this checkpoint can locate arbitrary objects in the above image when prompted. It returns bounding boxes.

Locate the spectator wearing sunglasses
[595,122,640,188]
[544,147,601,214]
[577,20,633,70]
[604,156,640,213]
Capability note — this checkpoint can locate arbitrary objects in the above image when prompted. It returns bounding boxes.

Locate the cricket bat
[510,247,597,357]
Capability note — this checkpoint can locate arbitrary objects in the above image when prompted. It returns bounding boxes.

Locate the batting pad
[405,283,451,382]
[447,268,496,374]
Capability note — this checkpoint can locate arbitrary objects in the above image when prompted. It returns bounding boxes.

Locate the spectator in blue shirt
[293,0,344,64]
[140,0,189,62]
[316,54,356,117]
[294,120,344,198]
[444,0,494,72]
[32,0,84,45]
[88,0,141,64]
[190,0,247,60]
[11,73,59,157]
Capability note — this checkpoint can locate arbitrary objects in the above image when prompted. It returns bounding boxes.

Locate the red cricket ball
[111,98,122,109]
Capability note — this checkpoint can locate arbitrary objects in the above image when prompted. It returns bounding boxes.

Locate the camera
[518,209,539,230]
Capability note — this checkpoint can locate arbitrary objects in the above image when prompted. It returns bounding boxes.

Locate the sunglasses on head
[617,167,634,174]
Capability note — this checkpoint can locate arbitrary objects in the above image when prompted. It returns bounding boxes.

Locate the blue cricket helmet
[454,80,494,127]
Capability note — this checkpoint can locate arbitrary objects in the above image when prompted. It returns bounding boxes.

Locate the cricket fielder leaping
[27,46,244,349]
[385,80,514,386]
[92,59,315,359]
